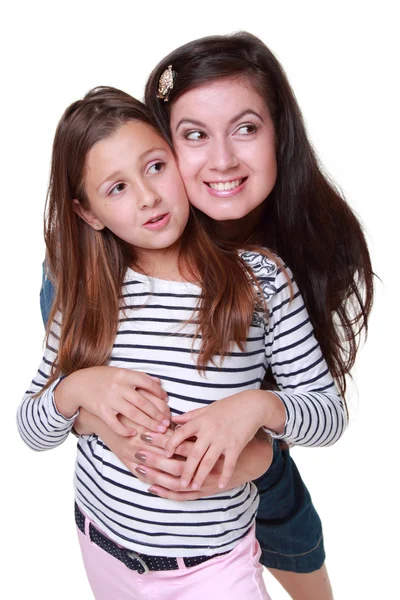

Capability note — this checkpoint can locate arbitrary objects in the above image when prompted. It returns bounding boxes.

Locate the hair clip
[157,65,176,102]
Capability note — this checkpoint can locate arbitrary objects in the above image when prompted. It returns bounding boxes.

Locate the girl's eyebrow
[138,146,168,160]
[97,147,168,190]
[175,109,264,131]
[97,170,123,190]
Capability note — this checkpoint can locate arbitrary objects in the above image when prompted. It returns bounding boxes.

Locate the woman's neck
[212,202,266,245]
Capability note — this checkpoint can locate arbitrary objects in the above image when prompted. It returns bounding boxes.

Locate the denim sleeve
[40,262,55,327]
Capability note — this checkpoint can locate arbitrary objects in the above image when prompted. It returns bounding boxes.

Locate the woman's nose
[208,138,239,171]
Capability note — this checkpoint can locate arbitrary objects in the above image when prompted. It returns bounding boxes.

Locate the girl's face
[170,78,277,228]
[76,120,189,261]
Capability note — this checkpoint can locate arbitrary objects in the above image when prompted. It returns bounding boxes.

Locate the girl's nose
[208,138,239,171]
[136,181,161,209]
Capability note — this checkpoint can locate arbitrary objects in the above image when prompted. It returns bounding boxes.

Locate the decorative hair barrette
[157,65,176,102]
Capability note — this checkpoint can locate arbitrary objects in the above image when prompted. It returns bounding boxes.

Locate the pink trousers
[77,520,271,600]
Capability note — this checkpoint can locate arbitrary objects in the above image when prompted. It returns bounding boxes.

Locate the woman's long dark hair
[144,32,374,398]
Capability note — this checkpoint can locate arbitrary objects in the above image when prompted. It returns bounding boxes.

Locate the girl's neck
[134,243,184,282]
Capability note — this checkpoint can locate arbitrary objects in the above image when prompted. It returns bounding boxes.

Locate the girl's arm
[17,320,170,450]
[164,258,346,489]
[260,262,346,447]
[17,321,76,451]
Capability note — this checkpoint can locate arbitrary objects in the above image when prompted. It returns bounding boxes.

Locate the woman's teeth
[149,215,164,223]
[208,179,243,191]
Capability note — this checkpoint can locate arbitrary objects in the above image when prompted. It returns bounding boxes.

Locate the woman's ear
[72,199,105,231]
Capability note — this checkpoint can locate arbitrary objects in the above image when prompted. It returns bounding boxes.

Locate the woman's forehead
[170,78,268,127]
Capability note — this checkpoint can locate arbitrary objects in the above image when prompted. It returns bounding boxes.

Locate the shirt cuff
[261,391,293,441]
[46,377,80,427]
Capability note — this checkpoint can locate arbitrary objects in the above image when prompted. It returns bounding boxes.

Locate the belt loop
[84,513,91,539]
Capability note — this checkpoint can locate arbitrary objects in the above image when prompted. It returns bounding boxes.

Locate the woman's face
[170,78,277,230]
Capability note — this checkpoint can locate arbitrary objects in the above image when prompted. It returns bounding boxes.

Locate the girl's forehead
[88,121,167,162]
[84,121,170,186]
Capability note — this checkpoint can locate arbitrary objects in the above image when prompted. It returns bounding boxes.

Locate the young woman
[18,86,346,599]
[39,32,373,600]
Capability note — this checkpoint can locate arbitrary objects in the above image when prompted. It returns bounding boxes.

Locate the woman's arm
[74,409,273,499]
[40,261,55,326]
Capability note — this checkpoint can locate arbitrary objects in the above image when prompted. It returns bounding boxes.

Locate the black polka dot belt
[75,503,229,575]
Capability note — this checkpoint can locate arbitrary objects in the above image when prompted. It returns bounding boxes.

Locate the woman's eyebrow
[229,109,264,124]
[175,118,206,131]
[175,109,264,131]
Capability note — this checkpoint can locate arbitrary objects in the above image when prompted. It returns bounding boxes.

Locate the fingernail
[162,419,170,426]
[135,467,147,476]
[218,483,225,489]
[150,376,161,381]
[148,486,156,493]
[181,480,188,488]
[135,453,147,463]
[140,434,153,444]
[191,483,199,490]
[157,425,166,432]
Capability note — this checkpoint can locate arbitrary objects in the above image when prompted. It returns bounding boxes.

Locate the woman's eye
[236,124,258,135]
[109,183,127,196]
[185,130,207,141]
[147,161,165,174]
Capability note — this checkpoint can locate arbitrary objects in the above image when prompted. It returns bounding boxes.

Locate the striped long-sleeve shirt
[17,252,346,556]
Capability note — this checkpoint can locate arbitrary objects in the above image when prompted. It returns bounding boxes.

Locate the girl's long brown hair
[144,32,375,396]
[44,86,270,388]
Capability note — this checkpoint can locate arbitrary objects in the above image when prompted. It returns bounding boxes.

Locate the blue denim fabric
[39,263,324,573]
[40,262,55,326]
[254,440,325,572]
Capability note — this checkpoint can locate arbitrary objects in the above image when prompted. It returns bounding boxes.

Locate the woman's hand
[73,413,274,501]
[55,366,170,436]
[145,429,274,501]
[164,389,285,490]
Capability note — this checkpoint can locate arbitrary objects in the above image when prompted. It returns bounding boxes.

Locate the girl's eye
[236,124,258,135]
[147,161,165,175]
[109,182,127,196]
[185,130,207,141]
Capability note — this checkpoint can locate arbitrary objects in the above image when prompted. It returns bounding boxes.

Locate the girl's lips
[205,177,248,197]
[143,213,171,230]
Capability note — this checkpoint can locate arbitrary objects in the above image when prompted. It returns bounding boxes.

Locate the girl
[18,86,344,600]
[58,32,374,600]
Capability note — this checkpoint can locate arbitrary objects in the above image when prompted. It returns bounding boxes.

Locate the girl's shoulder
[239,249,294,301]
[240,249,280,276]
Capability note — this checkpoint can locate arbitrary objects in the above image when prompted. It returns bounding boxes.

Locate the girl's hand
[164,389,284,490]
[55,366,170,437]
[145,430,274,501]
[73,412,273,499]
[75,410,193,470]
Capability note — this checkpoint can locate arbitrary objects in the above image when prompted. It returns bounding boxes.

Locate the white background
[1,1,399,598]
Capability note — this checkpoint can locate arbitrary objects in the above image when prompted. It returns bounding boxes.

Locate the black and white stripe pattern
[17,253,345,557]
